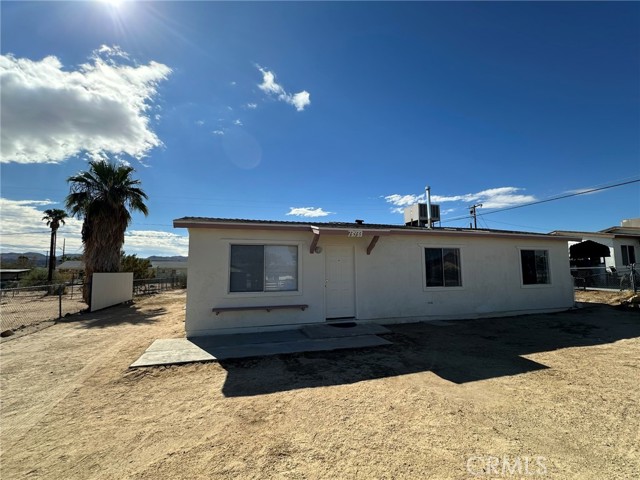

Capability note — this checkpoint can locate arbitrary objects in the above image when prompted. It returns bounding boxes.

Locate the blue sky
[1,1,639,258]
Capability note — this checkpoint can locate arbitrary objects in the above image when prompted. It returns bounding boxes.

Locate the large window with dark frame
[230,245,298,293]
[424,247,462,287]
[520,249,550,285]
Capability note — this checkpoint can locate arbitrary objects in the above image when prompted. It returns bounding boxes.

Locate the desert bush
[19,268,63,287]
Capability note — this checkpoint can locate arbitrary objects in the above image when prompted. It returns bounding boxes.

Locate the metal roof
[174,217,576,241]
[57,260,85,270]
[552,227,640,239]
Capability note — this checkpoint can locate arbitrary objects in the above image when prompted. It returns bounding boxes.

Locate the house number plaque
[347,230,363,237]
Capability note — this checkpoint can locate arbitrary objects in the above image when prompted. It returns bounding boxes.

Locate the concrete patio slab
[131,332,392,368]
[191,329,308,348]
[301,323,391,338]
[425,320,457,327]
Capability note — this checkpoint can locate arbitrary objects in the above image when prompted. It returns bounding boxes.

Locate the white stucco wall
[91,272,134,312]
[612,237,640,269]
[184,228,575,336]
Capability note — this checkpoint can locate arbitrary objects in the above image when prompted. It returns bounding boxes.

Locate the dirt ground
[574,289,637,306]
[1,290,638,479]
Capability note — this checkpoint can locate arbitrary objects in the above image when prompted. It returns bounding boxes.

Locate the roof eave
[175,218,578,242]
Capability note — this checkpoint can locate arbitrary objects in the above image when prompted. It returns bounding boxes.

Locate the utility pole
[469,204,483,229]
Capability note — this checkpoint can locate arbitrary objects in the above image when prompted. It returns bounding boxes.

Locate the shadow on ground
[59,303,166,329]
[218,305,639,397]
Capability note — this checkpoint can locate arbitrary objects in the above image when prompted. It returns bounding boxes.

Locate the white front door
[325,245,356,319]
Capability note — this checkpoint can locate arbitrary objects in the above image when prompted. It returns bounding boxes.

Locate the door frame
[324,244,357,320]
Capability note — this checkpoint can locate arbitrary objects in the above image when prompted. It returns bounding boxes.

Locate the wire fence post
[58,287,62,319]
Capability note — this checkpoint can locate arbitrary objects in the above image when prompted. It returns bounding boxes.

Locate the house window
[520,250,550,285]
[425,248,462,287]
[230,245,298,293]
[621,245,636,266]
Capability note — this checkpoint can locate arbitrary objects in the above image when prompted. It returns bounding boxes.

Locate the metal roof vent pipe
[425,186,432,229]
[355,219,364,225]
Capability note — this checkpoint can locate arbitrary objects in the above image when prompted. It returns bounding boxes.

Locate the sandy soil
[1,290,639,479]
[575,289,636,306]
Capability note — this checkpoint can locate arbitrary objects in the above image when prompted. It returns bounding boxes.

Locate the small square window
[521,249,550,285]
[425,248,461,287]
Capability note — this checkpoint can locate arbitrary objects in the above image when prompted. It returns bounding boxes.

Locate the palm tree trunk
[47,228,57,283]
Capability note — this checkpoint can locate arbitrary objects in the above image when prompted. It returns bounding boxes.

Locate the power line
[441,178,640,224]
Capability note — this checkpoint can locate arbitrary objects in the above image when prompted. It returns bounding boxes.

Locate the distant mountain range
[1,252,187,267]
[147,256,188,262]
[1,252,51,267]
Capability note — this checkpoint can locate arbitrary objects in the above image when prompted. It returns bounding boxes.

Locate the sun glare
[102,0,124,8]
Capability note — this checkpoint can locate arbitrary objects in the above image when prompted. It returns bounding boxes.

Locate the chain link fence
[572,265,638,292]
[133,276,186,297]
[0,283,87,334]
[1,276,186,335]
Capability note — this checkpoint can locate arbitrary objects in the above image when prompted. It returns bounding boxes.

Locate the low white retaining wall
[91,272,134,312]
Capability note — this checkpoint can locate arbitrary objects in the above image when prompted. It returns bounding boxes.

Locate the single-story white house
[174,217,578,337]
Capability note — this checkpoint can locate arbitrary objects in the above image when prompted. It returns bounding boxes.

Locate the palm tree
[65,161,148,303]
[42,209,67,282]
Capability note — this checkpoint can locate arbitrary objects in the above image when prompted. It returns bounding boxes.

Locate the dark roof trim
[550,230,614,239]
[174,217,579,242]
[552,229,639,239]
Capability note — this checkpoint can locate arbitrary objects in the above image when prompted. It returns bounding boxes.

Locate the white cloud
[463,187,536,209]
[233,119,243,126]
[195,120,205,126]
[290,91,311,112]
[384,194,424,207]
[286,207,334,218]
[0,47,171,164]
[258,68,282,95]
[95,45,129,60]
[0,198,188,257]
[245,103,258,109]
[124,230,189,257]
[212,130,225,136]
[257,66,311,111]
[0,198,83,254]
[385,187,536,212]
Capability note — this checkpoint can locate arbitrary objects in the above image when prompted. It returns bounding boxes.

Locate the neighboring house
[150,261,188,278]
[551,218,640,271]
[0,269,30,288]
[174,217,577,337]
[57,260,85,274]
